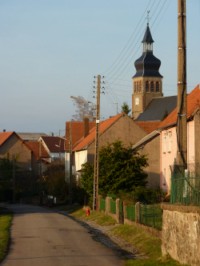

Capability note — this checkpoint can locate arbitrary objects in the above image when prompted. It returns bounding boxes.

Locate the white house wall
[160,127,177,192]
[75,150,88,171]
[65,152,70,183]
[187,121,195,167]
[160,120,195,193]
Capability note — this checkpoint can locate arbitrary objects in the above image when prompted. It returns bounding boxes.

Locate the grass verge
[0,208,12,263]
[70,207,187,266]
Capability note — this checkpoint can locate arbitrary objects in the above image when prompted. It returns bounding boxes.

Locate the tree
[81,141,148,201]
[42,162,67,202]
[71,96,96,121]
[121,102,131,115]
[80,162,94,204]
[0,159,13,201]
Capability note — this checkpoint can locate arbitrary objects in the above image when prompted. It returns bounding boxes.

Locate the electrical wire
[103,0,172,103]
[89,0,186,118]
[104,0,171,81]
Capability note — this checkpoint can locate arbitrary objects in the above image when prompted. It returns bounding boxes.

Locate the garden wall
[161,204,200,266]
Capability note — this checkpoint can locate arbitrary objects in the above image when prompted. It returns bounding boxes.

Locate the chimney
[83,117,89,138]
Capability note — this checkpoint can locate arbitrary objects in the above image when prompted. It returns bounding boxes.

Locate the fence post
[105,196,111,214]
[116,198,124,224]
[135,201,141,223]
[116,198,120,223]
[123,202,127,219]
[98,195,102,211]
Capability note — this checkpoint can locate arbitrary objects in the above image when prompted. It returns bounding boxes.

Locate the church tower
[132,23,163,119]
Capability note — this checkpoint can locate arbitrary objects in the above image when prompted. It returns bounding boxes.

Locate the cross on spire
[146,10,150,25]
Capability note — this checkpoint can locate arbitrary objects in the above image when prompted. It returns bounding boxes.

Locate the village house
[39,135,65,162]
[0,131,37,202]
[26,140,50,177]
[132,84,200,194]
[64,119,96,182]
[0,131,33,171]
[159,84,200,193]
[72,113,147,183]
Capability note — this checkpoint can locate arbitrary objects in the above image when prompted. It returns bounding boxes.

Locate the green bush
[118,187,165,204]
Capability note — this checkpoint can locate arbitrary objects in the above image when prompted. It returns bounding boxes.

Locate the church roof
[142,24,154,44]
[136,96,177,122]
[133,24,162,78]
[133,52,163,78]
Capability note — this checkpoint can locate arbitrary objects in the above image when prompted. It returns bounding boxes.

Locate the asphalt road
[2,204,125,266]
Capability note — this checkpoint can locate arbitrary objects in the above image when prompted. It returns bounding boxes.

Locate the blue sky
[0,0,199,135]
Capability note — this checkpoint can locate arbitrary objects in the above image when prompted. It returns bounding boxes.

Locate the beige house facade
[0,132,32,171]
[73,114,147,175]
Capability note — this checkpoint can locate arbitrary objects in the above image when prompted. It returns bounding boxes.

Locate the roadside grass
[72,208,116,226]
[110,224,183,266]
[71,208,187,266]
[0,208,12,263]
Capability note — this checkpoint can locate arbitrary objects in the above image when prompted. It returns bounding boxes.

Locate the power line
[103,0,171,83]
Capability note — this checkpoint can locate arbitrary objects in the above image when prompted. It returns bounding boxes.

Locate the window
[146,81,149,92]
[167,131,172,153]
[134,82,137,92]
[156,82,160,92]
[163,132,167,153]
[139,81,142,92]
[163,131,172,153]
[150,81,154,92]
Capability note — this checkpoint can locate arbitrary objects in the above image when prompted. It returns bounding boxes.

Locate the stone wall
[162,204,200,266]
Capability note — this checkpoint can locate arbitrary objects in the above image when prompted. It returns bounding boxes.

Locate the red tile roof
[0,132,15,146]
[73,113,124,151]
[0,132,36,155]
[65,121,96,150]
[41,136,66,153]
[160,84,200,128]
[26,141,50,160]
[135,121,161,133]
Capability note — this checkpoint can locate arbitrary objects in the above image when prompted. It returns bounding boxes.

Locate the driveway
[2,204,126,266]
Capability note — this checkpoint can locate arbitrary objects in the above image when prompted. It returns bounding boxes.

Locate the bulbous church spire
[132,20,163,119]
[133,23,162,78]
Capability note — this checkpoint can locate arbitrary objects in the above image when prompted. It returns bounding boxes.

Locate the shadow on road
[4,204,56,215]
[68,214,138,260]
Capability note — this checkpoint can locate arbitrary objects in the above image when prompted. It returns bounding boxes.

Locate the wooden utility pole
[177,0,187,169]
[69,121,73,204]
[12,156,16,203]
[93,75,101,210]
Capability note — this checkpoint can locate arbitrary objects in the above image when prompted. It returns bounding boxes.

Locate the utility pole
[93,75,101,210]
[68,121,73,204]
[12,155,16,203]
[176,0,187,169]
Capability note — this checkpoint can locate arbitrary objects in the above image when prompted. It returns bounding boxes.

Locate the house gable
[0,131,32,170]
[73,114,147,170]
[73,113,134,152]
